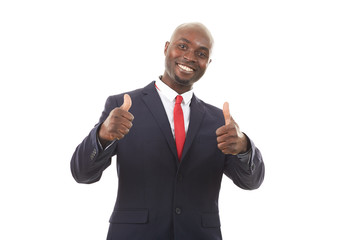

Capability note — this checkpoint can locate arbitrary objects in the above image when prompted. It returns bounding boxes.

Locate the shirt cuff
[97,135,116,151]
[96,125,116,151]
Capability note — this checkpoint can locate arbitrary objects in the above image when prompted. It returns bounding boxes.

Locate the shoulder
[194,95,221,112]
[194,96,224,119]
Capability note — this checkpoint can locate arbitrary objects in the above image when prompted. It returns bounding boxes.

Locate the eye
[178,43,187,50]
[197,52,207,58]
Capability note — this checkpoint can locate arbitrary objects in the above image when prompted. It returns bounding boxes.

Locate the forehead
[171,26,213,51]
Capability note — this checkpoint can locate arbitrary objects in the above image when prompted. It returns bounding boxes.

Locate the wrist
[97,124,112,147]
[235,134,250,154]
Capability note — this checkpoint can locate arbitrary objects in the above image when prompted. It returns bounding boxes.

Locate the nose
[183,50,196,62]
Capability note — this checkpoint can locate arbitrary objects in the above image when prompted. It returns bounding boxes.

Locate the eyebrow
[179,38,191,43]
[178,38,209,52]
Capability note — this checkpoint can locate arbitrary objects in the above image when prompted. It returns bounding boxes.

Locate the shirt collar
[155,78,194,105]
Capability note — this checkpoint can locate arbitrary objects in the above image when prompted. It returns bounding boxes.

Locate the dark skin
[216,102,249,154]
[161,23,213,94]
[99,23,248,154]
[98,94,134,146]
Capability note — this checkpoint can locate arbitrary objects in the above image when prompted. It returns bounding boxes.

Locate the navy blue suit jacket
[71,81,265,240]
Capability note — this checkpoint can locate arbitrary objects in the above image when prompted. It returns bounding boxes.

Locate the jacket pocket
[201,213,221,228]
[109,209,149,224]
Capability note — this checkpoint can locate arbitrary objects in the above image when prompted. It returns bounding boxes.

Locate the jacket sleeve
[70,95,120,184]
[223,136,265,190]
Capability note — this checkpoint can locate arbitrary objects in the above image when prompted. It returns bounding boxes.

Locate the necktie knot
[175,95,183,105]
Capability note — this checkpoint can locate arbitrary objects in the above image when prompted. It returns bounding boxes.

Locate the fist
[216,102,248,155]
[99,94,134,142]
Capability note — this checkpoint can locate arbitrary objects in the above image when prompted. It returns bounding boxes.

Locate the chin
[174,75,196,86]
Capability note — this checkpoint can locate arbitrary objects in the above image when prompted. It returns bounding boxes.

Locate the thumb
[223,102,231,125]
[120,94,132,111]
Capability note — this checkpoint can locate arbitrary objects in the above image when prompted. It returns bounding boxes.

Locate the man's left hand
[216,102,248,155]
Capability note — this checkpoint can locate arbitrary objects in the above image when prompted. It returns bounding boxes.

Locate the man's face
[164,26,212,87]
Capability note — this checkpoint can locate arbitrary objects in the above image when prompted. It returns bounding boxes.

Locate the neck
[160,73,193,95]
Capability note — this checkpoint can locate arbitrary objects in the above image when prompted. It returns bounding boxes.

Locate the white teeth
[178,64,193,72]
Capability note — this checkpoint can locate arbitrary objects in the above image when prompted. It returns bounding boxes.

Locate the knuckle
[116,132,124,139]
[119,126,129,135]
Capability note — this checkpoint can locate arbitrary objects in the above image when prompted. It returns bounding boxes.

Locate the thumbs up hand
[120,94,132,111]
[99,94,134,144]
[216,102,248,155]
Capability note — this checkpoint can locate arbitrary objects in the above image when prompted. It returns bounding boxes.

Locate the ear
[164,41,170,55]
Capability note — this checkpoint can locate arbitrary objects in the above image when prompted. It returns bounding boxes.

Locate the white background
[1,0,359,239]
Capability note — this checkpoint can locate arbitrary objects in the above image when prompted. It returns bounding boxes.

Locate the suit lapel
[141,82,178,160]
[141,82,205,164]
[181,95,205,162]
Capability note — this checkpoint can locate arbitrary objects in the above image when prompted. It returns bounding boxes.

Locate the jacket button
[175,208,181,215]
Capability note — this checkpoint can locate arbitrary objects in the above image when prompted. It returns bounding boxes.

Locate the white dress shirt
[155,79,193,138]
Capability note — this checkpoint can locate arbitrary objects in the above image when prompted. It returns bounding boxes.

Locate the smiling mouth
[177,63,195,72]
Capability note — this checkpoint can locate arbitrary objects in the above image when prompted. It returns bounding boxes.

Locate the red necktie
[174,95,185,160]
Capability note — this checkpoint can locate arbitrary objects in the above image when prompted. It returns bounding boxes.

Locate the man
[71,22,265,240]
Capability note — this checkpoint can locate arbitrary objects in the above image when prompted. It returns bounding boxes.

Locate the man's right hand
[98,94,134,143]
